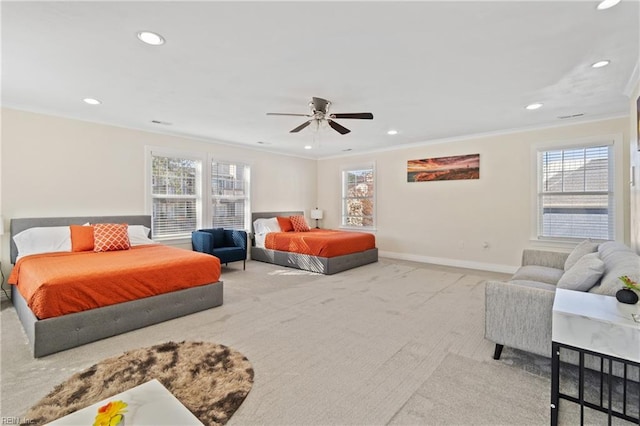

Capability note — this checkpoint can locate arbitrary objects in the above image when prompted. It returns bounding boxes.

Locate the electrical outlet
[482,241,490,250]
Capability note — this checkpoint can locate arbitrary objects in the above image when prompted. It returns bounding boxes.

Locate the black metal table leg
[551,341,560,426]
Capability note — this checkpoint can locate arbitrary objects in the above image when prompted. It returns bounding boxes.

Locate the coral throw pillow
[290,215,310,232]
[93,223,131,252]
[70,224,94,252]
[277,216,294,232]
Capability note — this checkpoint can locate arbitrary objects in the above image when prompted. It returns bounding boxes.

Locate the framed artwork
[407,153,480,182]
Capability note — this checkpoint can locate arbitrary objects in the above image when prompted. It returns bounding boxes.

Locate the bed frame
[250,211,378,275]
[9,215,223,358]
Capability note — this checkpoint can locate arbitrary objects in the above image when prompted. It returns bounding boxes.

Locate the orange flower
[93,400,128,426]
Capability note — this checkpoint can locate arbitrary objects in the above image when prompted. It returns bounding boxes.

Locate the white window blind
[342,166,375,228]
[211,161,250,230]
[151,154,200,238]
[538,145,613,240]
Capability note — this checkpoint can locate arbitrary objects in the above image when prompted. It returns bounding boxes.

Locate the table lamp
[310,208,323,228]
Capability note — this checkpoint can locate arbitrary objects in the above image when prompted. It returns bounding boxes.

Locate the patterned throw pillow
[93,223,131,252]
[290,215,310,232]
[277,216,294,232]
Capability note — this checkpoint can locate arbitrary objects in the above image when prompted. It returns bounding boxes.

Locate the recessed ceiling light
[591,60,610,68]
[387,130,398,135]
[137,31,165,46]
[526,103,543,110]
[342,148,353,152]
[257,141,271,145]
[304,145,312,150]
[83,98,101,105]
[596,0,621,10]
[151,120,172,125]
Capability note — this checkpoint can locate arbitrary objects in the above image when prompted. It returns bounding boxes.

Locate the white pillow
[13,226,72,259]
[128,225,154,246]
[253,217,280,234]
[564,240,599,271]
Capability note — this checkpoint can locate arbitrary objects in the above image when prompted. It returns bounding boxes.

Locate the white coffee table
[47,379,203,425]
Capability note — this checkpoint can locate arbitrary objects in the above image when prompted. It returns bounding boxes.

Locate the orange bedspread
[8,244,221,319]
[264,229,375,258]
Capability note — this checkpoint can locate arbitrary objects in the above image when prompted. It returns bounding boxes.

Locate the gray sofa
[485,240,640,360]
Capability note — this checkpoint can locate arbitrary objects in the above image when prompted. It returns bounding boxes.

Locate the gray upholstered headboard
[9,215,152,264]
[250,211,303,234]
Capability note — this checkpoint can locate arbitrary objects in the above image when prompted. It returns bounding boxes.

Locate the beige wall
[1,108,317,259]
[630,80,640,254]
[1,108,633,276]
[318,117,630,272]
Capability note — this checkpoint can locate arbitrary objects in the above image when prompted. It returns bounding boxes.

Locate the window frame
[146,147,205,241]
[530,134,623,246]
[210,159,251,230]
[145,147,252,241]
[340,162,376,231]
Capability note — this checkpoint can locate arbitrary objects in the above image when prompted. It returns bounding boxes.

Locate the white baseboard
[378,250,518,274]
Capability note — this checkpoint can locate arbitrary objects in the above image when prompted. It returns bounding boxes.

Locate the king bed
[8,215,224,357]
[250,211,378,275]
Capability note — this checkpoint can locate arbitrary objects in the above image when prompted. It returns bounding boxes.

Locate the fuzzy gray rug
[24,341,254,426]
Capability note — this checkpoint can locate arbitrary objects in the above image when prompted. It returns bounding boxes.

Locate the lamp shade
[310,209,323,220]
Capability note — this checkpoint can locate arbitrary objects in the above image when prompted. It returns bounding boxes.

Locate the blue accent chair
[192,228,247,270]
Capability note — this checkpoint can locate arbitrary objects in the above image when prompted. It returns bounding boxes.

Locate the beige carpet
[24,341,253,425]
[2,258,627,425]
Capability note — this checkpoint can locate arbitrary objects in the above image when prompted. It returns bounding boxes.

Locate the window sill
[528,237,607,251]
[339,226,377,233]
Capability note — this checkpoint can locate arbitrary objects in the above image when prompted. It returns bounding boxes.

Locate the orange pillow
[290,215,310,232]
[277,216,294,232]
[93,223,130,252]
[70,224,94,252]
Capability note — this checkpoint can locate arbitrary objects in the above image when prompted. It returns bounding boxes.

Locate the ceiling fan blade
[290,120,312,133]
[330,112,374,120]
[311,97,329,112]
[266,113,311,117]
[327,119,351,135]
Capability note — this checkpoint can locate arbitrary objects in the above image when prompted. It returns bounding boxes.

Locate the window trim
[529,134,623,246]
[339,162,376,231]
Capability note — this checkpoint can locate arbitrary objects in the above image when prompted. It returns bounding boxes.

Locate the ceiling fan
[267,97,373,135]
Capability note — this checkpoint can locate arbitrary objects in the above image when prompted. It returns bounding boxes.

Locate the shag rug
[24,341,254,426]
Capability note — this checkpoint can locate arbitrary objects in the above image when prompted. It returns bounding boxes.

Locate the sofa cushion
[564,240,599,271]
[591,249,640,296]
[509,280,558,292]
[557,252,605,292]
[512,265,564,285]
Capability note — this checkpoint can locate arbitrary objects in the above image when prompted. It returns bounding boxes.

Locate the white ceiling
[3,1,639,159]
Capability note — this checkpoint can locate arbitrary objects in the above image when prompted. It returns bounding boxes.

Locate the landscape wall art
[407,154,480,182]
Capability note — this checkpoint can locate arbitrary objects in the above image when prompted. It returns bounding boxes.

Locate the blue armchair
[192,228,247,270]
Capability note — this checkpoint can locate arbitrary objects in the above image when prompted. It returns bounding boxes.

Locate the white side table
[47,379,203,425]
[551,288,640,425]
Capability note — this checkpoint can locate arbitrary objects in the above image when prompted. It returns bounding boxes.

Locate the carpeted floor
[24,341,253,425]
[1,257,636,425]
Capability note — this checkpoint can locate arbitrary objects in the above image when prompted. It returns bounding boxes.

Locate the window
[151,154,201,238]
[537,144,613,240]
[147,148,251,239]
[342,164,375,228]
[211,161,250,230]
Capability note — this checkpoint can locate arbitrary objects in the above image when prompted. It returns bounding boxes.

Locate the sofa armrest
[192,231,214,254]
[224,229,247,250]
[521,249,568,269]
[485,280,556,358]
